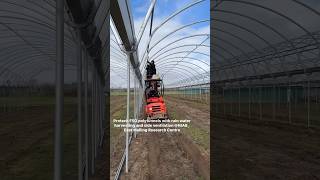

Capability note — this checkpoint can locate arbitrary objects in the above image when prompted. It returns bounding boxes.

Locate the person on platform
[146,60,156,78]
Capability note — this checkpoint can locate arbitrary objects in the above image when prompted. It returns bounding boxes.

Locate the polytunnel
[1,0,320,179]
[0,0,210,179]
[211,0,320,127]
[0,0,109,179]
[110,0,210,179]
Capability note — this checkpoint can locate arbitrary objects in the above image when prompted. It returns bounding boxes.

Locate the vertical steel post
[134,77,137,138]
[307,77,310,128]
[54,0,64,179]
[259,86,262,121]
[288,83,291,124]
[77,33,83,180]
[199,85,202,101]
[125,54,130,173]
[94,73,97,158]
[249,86,251,121]
[230,87,233,116]
[238,86,240,117]
[273,85,275,121]
[223,87,225,116]
[206,86,208,103]
[84,52,89,180]
[91,68,95,175]
[278,86,280,111]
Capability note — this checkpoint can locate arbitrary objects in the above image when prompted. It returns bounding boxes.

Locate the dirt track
[212,116,320,179]
[115,95,210,180]
[119,132,204,180]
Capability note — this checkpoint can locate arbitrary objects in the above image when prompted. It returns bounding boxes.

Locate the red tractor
[144,75,167,119]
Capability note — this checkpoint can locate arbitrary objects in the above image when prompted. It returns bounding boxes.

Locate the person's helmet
[151,60,154,64]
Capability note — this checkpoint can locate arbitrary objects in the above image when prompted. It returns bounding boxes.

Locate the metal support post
[259,86,262,121]
[238,86,240,117]
[288,83,291,124]
[230,88,233,116]
[84,51,89,180]
[273,85,275,121]
[134,77,137,138]
[77,33,83,180]
[249,86,251,121]
[91,68,95,175]
[307,77,310,128]
[125,54,130,173]
[54,0,64,179]
[223,88,225,116]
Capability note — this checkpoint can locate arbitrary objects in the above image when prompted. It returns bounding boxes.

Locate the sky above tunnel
[111,0,320,88]
[110,0,211,88]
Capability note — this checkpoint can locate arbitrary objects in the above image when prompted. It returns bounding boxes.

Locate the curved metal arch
[160,70,193,85]
[140,19,210,66]
[157,64,200,79]
[161,35,210,78]
[110,58,127,69]
[110,52,126,62]
[27,68,54,81]
[142,44,210,70]
[150,44,209,62]
[166,74,209,87]
[0,25,77,62]
[0,16,75,43]
[0,0,79,40]
[216,45,320,72]
[211,18,275,48]
[213,8,306,69]
[156,60,209,74]
[157,67,199,85]
[0,52,53,77]
[211,18,281,75]
[0,33,75,55]
[155,56,209,68]
[211,35,248,56]
[292,0,320,17]
[2,60,75,83]
[110,64,128,72]
[221,0,319,44]
[13,60,57,79]
[110,60,127,69]
[141,63,196,82]
[0,67,27,82]
[151,0,207,36]
[0,49,74,75]
[110,38,123,50]
[153,51,209,63]
[0,43,75,72]
[159,63,205,83]
[212,42,259,77]
[214,9,292,43]
[0,25,76,45]
[0,31,75,51]
[0,63,45,80]
[110,68,128,81]
[212,27,260,52]
[0,52,76,79]
[211,35,267,76]
[148,33,209,60]
[26,65,79,81]
[111,44,126,57]
[150,19,210,52]
[0,1,55,25]
[141,55,210,76]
